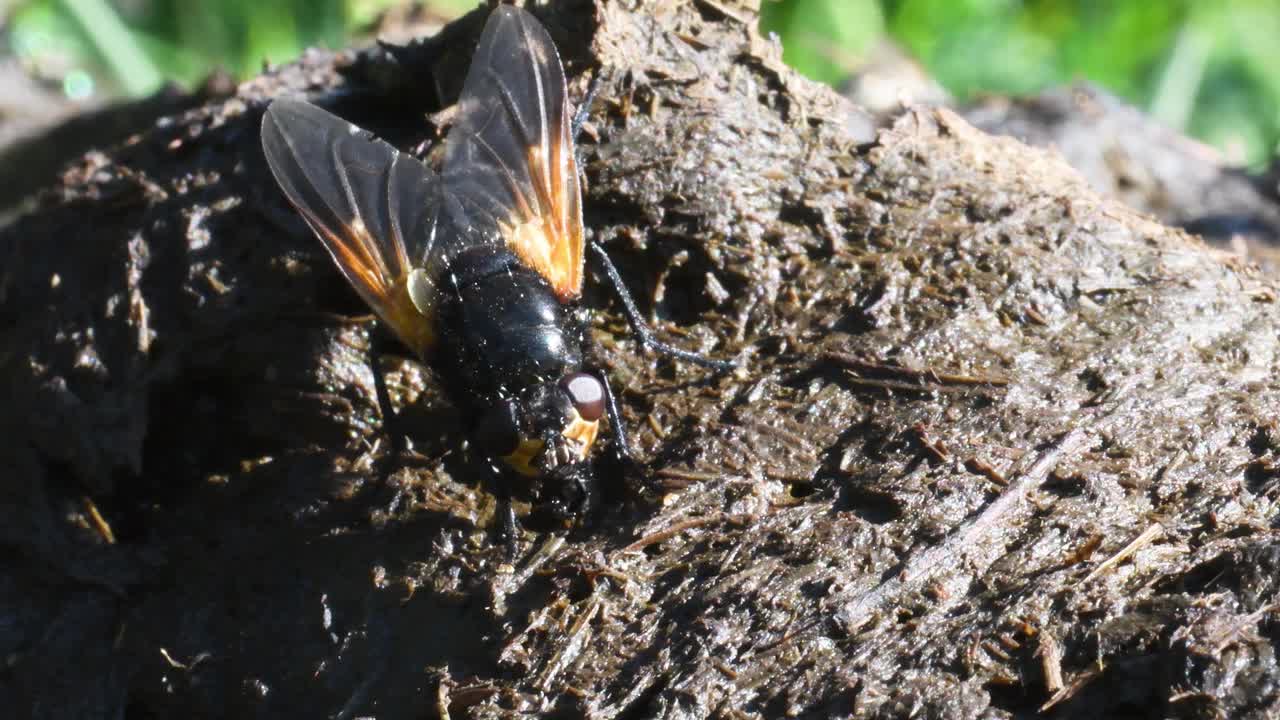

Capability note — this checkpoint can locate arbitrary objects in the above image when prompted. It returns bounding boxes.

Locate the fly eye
[474,401,520,457]
[560,372,605,422]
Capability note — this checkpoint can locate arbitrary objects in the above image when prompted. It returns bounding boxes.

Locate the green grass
[7,0,1278,166]
[762,0,1280,167]
[7,0,472,95]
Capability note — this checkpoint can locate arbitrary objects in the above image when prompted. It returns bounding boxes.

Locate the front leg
[536,463,597,528]
[492,475,520,560]
[571,70,602,144]
[588,241,737,371]
[596,370,633,466]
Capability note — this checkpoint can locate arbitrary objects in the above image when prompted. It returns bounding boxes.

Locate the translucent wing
[441,5,585,301]
[261,99,439,357]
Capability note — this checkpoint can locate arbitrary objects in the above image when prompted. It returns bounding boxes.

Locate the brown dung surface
[2,1,1279,718]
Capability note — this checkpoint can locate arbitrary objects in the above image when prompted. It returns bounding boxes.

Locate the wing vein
[260,99,439,356]
[438,5,585,300]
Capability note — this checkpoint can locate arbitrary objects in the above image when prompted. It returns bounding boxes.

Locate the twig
[653,468,725,483]
[821,351,1010,388]
[622,513,750,552]
[963,457,1008,486]
[538,596,601,690]
[1061,534,1104,567]
[844,429,1088,643]
[1081,523,1164,584]
[82,496,116,544]
[839,376,981,395]
[1206,603,1277,654]
[1038,632,1065,695]
[1040,667,1100,712]
[912,423,950,462]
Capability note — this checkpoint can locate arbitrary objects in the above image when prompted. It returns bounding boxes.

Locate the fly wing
[261,99,439,357]
[441,5,585,301]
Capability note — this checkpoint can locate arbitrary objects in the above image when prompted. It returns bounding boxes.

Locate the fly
[260,5,733,535]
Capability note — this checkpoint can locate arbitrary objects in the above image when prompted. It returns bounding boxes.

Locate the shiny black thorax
[432,243,586,413]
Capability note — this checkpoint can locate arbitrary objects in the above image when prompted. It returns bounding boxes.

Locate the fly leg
[573,469,599,518]
[545,463,602,525]
[571,71,601,142]
[571,71,602,190]
[597,370,633,465]
[588,241,737,371]
[495,480,520,560]
[368,331,408,459]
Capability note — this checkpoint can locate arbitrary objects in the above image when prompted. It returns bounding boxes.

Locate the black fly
[260,5,733,538]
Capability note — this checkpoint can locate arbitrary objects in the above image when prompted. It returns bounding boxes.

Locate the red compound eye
[560,373,605,422]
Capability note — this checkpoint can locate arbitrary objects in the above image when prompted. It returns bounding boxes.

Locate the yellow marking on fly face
[503,437,545,478]
[499,410,601,477]
[562,415,600,459]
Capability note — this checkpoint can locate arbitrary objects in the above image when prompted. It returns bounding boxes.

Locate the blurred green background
[5,0,1279,167]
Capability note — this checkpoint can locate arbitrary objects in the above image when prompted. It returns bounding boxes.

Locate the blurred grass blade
[59,0,163,96]
[760,0,882,85]
[244,3,301,72]
[1150,24,1211,133]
